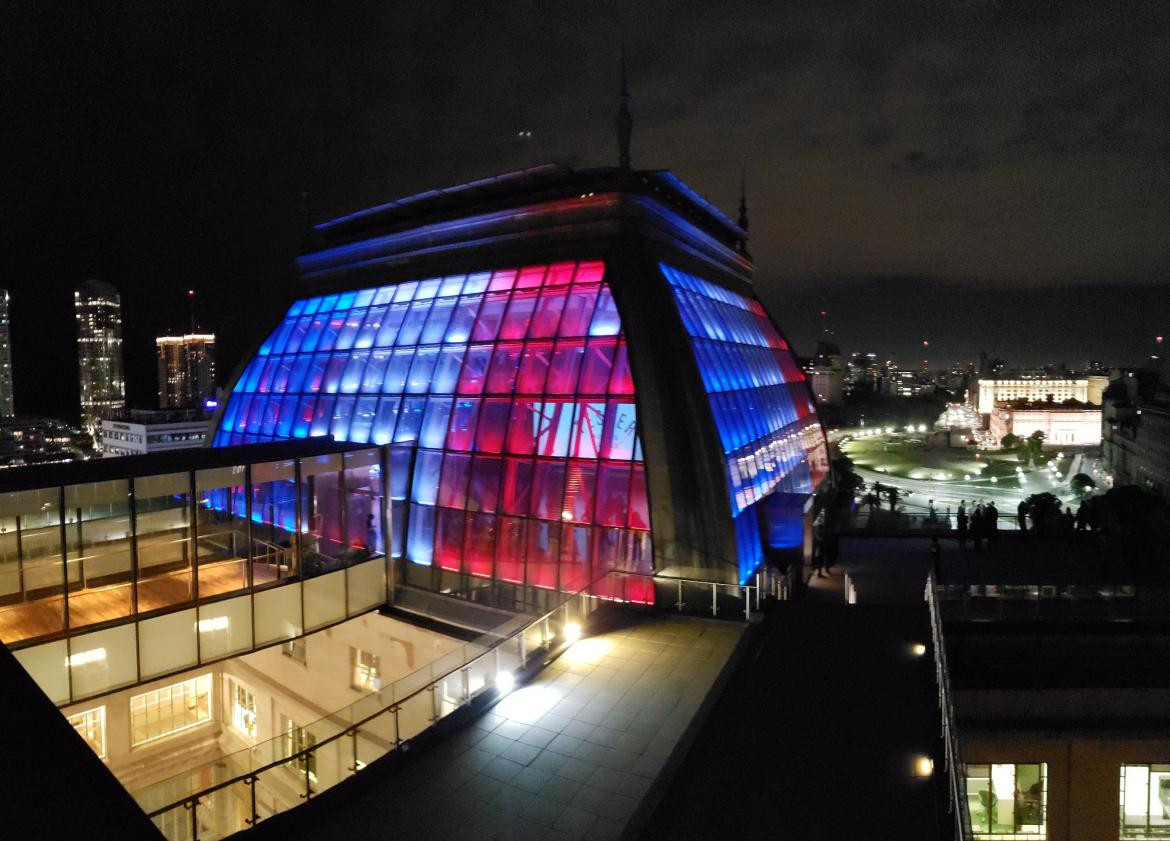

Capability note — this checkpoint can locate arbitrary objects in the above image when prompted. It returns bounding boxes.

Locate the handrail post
[245,774,257,826]
[710,583,717,617]
[676,579,683,612]
[187,796,198,841]
[743,586,750,620]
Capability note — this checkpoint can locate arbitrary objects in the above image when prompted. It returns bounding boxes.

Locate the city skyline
[2,1,1167,421]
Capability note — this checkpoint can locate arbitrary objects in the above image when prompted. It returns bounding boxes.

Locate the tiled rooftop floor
[269,612,744,841]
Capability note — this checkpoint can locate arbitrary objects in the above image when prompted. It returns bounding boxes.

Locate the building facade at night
[805,340,844,407]
[98,407,211,456]
[156,333,216,409]
[212,165,828,589]
[988,402,1103,447]
[0,289,14,417]
[75,279,126,441]
[1102,361,1170,501]
[976,375,1108,416]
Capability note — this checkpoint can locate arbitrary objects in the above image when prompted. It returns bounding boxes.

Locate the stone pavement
[263,611,744,841]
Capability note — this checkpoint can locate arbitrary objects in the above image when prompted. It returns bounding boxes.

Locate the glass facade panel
[138,607,198,678]
[69,622,137,698]
[196,465,250,600]
[134,472,193,614]
[661,263,828,581]
[0,488,65,644]
[198,596,253,660]
[64,480,135,628]
[214,262,652,599]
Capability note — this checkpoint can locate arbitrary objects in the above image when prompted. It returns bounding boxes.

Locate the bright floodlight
[911,643,927,657]
[563,622,582,643]
[495,671,515,694]
[917,424,927,432]
[914,756,934,778]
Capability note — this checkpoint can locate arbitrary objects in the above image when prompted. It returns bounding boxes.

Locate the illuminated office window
[281,714,317,782]
[1121,764,1170,839]
[227,677,257,740]
[967,763,1047,839]
[67,706,106,759]
[351,647,381,692]
[129,674,212,747]
[282,638,307,666]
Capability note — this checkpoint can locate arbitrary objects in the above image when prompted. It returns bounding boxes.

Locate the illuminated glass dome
[214,165,827,589]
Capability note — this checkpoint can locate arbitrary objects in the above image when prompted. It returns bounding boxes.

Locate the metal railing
[134,570,634,841]
[658,565,788,620]
[925,572,973,841]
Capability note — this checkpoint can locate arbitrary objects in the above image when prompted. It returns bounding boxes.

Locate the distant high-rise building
[156,333,216,408]
[807,340,844,406]
[0,289,14,416]
[98,407,211,456]
[75,279,126,441]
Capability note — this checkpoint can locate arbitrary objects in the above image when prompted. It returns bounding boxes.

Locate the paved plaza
[260,612,744,841]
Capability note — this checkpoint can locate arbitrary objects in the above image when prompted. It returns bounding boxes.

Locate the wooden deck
[0,559,281,644]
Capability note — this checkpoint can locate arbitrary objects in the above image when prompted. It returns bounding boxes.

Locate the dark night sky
[2,1,1168,421]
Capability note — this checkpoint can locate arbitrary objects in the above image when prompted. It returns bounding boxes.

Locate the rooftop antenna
[615,46,632,171]
[737,167,751,258]
[299,184,323,252]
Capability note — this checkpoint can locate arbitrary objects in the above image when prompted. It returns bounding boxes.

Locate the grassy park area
[838,429,1087,503]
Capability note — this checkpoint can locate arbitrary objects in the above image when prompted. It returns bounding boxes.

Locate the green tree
[832,454,864,495]
[1000,433,1021,450]
[871,482,902,512]
[1071,473,1096,496]
[1024,430,1046,466]
[1024,492,1064,534]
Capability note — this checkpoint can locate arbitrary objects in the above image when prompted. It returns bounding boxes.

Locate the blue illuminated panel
[661,263,827,577]
[215,262,652,600]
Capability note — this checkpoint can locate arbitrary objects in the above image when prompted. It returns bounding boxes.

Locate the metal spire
[737,167,751,257]
[299,185,322,251]
[737,168,749,233]
[615,47,632,171]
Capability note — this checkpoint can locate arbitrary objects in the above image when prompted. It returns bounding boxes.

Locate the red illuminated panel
[216,259,654,606]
